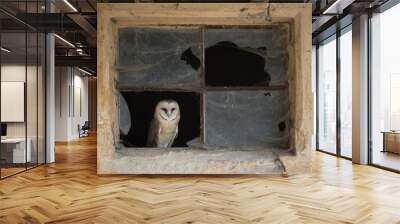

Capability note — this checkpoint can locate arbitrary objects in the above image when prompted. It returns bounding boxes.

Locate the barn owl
[146,100,180,148]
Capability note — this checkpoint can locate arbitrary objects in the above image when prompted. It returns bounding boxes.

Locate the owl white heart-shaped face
[156,100,180,122]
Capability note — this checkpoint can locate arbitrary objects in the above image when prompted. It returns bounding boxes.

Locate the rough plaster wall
[108,148,284,174]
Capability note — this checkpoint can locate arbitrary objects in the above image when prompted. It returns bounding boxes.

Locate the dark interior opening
[205,41,271,86]
[1,123,7,136]
[120,91,200,147]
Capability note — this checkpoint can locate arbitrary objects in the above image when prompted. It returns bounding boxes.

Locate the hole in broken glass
[278,121,286,132]
[205,41,271,87]
[180,48,200,70]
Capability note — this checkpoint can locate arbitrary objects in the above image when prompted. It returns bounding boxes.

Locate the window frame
[367,0,400,173]
[315,24,353,160]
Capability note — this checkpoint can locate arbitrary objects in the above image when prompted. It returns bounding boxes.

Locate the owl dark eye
[162,108,168,113]
[171,108,176,112]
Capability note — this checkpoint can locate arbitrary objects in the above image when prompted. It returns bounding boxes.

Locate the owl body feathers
[147,100,180,148]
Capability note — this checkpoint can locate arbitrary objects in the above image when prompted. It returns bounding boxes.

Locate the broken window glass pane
[205,90,290,149]
[117,28,202,89]
[204,28,288,87]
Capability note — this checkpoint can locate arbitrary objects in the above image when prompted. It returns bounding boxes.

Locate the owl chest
[159,125,176,135]
[157,126,176,147]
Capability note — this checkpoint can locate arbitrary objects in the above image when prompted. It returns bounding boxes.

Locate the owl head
[155,100,180,122]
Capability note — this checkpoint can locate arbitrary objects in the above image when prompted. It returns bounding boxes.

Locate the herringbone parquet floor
[1,135,400,224]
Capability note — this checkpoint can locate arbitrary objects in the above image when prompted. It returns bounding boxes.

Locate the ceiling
[0,0,391,74]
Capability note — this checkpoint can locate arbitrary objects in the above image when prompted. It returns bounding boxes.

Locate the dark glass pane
[27,31,38,169]
[340,29,352,158]
[117,28,201,89]
[317,37,337,154]
[1,30,28,177]
[371,6,400,171]
[205,90,290,149]
[38,33,45,165]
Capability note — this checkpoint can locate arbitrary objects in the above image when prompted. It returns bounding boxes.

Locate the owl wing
[147,119,161,147]
[167,127,178,147]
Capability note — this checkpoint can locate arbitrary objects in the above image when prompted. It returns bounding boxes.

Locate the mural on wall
[116,26,290,149]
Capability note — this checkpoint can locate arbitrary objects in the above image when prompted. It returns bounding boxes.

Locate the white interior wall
[1,65,35,138]
[1,64,46,164]
[71,73,89,138]
[55,66,89,141]
[55,66,69,141]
